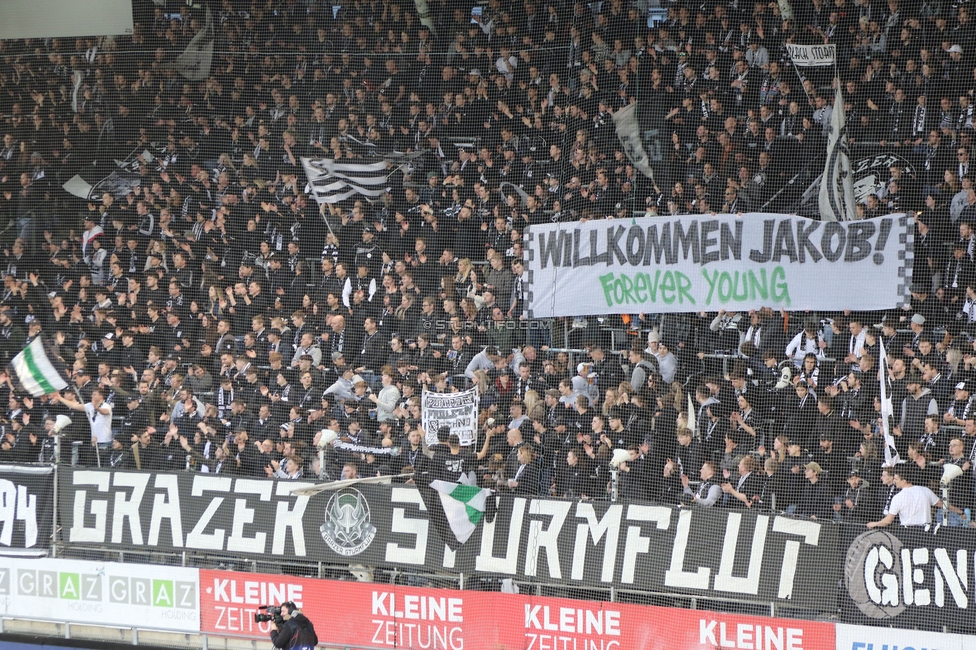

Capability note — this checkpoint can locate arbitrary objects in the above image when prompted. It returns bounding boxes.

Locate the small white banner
[787,43,836,67]
[421,388,479,446]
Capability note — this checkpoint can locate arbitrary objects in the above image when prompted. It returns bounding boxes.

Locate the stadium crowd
[0,0,973,529]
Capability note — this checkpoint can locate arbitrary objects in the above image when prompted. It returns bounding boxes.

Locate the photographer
[269,602,318,650]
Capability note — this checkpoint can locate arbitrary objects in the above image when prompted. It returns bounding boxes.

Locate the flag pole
[289,473,416,496]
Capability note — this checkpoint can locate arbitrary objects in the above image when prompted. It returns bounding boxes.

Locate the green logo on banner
[59,573,80,600]
[152,580,174,607]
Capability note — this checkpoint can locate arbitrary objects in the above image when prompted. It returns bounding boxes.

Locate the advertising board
[198,569,836,650]
[0,557,199,632]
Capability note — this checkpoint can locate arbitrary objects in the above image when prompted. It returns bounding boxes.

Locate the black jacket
[270,613,318,649]
[798,478,834,520]
[511,462,541,496]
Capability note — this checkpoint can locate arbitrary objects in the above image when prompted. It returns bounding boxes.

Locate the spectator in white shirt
[866,467,941,528]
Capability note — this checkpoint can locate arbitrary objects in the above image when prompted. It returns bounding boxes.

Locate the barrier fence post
[51,463,59,556]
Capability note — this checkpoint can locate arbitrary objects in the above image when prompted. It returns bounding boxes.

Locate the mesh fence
[0,0,974,645]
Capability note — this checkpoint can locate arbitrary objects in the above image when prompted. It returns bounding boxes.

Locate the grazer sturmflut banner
[59,469,839,612]
[523,213,913,318]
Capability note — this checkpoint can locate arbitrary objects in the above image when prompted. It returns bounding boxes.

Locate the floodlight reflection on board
[0,0,134,39]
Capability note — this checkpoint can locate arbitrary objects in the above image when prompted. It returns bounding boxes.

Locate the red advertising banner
[199,569,836,650]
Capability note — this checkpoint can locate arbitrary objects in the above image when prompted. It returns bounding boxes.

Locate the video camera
[254,605,284,625]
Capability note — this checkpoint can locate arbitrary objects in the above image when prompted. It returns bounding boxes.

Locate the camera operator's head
[280,601,297,620]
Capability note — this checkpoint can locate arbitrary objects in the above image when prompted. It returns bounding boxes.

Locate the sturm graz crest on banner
[319,489,377,556]
[850,151,916,204]
[844,529,907,620]
[796,148,917,217]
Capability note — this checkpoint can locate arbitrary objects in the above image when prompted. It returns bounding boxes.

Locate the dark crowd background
[0,0,971,531]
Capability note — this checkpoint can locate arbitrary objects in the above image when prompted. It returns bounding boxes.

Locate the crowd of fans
[0,0,972,531]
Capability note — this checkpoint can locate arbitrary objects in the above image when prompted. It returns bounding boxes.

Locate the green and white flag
[9,338,70,397]
[428,480,492,548]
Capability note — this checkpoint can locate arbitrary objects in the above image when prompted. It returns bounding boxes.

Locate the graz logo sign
[320,489,376,556]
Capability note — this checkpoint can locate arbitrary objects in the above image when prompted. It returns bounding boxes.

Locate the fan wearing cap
[571,362,600,406]
[947,44,968,91]
[797,462,833,520]
[945,380,975,425]
[943,240,975,302]
[812,430,847,493]
[917,414,950,465]
[646,331,678,384]
[834,469,877,523]
[605,406,640,449]
[903,312,927,358]
[96,331,121,368]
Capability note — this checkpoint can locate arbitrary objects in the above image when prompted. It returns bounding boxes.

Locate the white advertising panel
[0,0,133,39]
[835,623,966,650]
[0,557,199,633]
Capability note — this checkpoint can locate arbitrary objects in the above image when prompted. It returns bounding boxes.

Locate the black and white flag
[878,339,901,466]
[302,158,395,204]
[819,86,857,222]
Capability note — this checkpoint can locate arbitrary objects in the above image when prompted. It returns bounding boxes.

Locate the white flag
[819,86,857,222]
[878,339,901,466]
[612,102,655,179]
[70,70,84,113]
[170,6,214,81]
